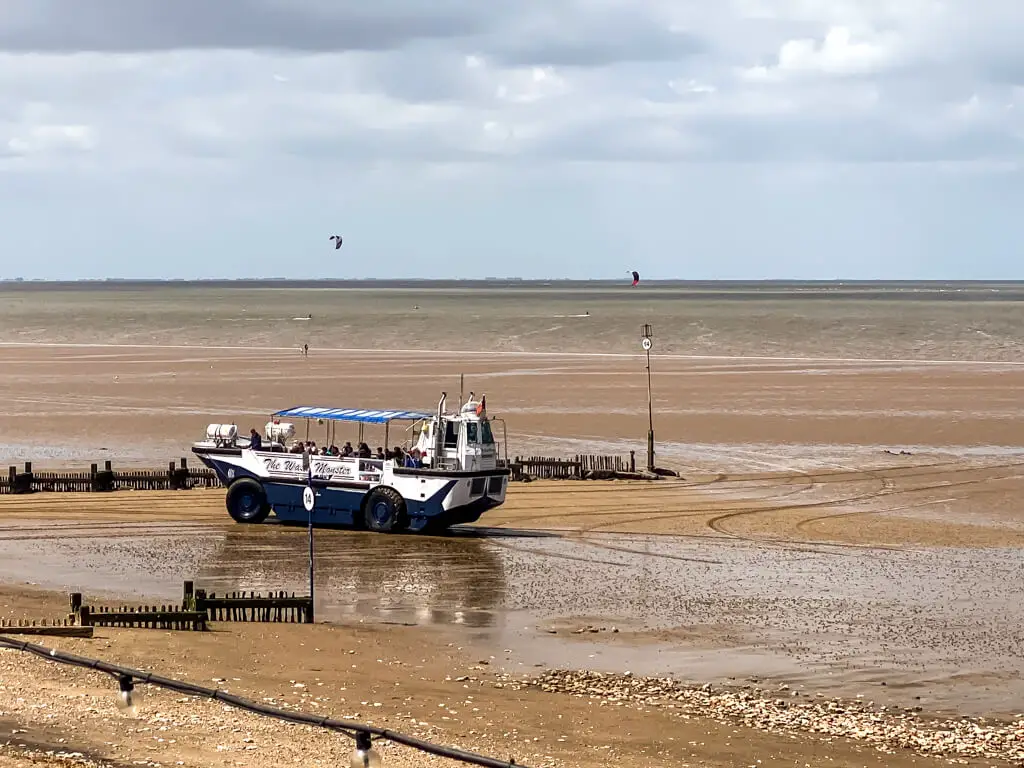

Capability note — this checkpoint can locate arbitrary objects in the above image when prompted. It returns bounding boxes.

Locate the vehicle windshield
[480,420,494,444]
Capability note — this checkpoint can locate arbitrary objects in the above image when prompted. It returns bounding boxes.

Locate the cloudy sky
[1,0,1022,280]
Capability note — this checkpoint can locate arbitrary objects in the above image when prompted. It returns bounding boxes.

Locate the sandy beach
[2,283,1024,766]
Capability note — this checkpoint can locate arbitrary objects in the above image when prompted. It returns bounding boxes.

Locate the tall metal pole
[303,453,316,623]
[646,346,655,472]
[308,493,314,609]
[640,324,655,472]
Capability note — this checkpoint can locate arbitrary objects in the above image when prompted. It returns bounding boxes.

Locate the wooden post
[15,462,34,494]
[183,580,194,610]
[630,450,636,473]
[180,457,187,469]
[104,460,112,472]
[70,592,83,613]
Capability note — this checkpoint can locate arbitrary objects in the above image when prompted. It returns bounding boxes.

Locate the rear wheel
[225,478,270,524]
[363,486,406,533]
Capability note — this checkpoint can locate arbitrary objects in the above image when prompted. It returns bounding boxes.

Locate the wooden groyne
[0,458,219,494]
[70,592,207,631]
[509,452,659,481]
[0,453,657,494]
[184,581,314,624]
[0,618,94,638]
[60,582,315,632]
[76,604,209,631]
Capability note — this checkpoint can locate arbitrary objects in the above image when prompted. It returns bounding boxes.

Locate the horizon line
[3,278,1024,286]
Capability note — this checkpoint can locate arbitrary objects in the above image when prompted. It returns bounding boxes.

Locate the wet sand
[3,344,1024,470]
[2,471,1023,720]
[8,586,1007,768]
[2,301,1024,764]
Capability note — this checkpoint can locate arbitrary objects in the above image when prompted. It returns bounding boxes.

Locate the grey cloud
[350,46,487,104]
[490,20,707,69]
[492,1,712,67]
[0,0,494,53]
[3,0,1023,170]
[493,32,706,69]
[0,0,710,72]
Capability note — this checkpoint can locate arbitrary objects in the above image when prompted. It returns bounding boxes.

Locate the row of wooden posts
[0,582,314,637]
[507,452,640,481]
[0,458,220,494]
[0,582,314,636]
[0,452,646,494]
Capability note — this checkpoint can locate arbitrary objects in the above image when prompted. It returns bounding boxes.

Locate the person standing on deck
[249,428,262,450]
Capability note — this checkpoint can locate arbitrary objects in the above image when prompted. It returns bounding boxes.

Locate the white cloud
[0,0,1017,173]
[0,1,1022,279]
[6,123,95,155]
[776,26,897,75]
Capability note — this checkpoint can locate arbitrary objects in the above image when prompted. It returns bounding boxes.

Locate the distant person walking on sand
[302,343,309,357]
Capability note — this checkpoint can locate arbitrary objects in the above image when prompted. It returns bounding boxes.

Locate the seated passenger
[357,442,371,458]
[342,441,354,457]
[249,429,262,451]
[375,446,385,459]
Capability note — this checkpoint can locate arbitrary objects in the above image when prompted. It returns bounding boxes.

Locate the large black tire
[363,486,407,533]
[225,478,270,524]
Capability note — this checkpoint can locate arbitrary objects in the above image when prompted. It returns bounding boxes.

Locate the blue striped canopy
[271,406,433,424]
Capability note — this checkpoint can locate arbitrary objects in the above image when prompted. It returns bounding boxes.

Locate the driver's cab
[454,411,497,471]
[414,393,499,471]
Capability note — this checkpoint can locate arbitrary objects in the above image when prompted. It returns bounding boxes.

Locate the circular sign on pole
[641,336,652,351]
[302,485,315,512]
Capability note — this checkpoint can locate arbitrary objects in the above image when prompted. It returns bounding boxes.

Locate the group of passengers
[284,439,426,467]
[248,427,426,467]
[288,440,377,458]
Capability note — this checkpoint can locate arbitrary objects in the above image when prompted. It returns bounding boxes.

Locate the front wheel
[363,486,406,533]
[225,478,270,524]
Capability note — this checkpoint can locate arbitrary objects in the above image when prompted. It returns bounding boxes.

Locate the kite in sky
[630,270,640,286]
[329,235,343,250]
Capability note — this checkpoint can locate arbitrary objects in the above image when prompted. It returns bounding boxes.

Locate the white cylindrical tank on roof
[206,424,238,442]
[265,421,295,443]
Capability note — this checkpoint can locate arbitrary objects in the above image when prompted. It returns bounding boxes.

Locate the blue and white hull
[192,445,509,533]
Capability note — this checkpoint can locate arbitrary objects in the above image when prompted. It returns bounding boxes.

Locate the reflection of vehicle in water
[196,526,507,628]
[191,392,511,534]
